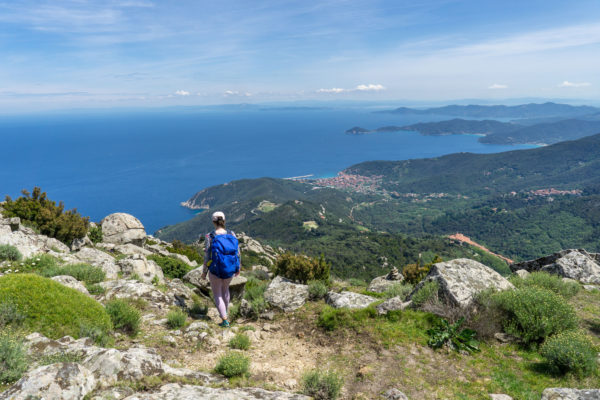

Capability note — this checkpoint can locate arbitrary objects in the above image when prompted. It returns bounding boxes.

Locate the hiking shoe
[219,320,230,328]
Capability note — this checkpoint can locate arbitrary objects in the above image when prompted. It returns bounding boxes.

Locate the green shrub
[88,225,103,244]
[189,301,208,317]
[86,284,106,295]
[214,351,250,378]
[493,287,578,345]
[39,263,105,285]
[79,323,111,347]
[240,278,268,319]
[308,280,329,300]
[301,369,343,400]
[229,333,251,350]
[347,278,367,287]
[427,317,480,354]
[167,240,202,264]
[511,271,580,299]
[0,274,112,339]
[148,255,191,280]
[403,256,442,285]
[2,187,89,245]
[19,254,60,273]
[540,331,598,377]
[166,308,187,329]
[0,245,22,262]
[105,299,141,335]
[411,281,439,308]
[0,302,25,327]
[274,252,330,284]
[0,333,28,384]
[384,282,413,300]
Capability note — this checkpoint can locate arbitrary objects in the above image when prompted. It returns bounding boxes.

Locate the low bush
[2,187,89,245]
[240,278,268,319]
[166,308,187,329]
[88,225,103,244]
[0,302,26,327]
[19,254,60,273]
[274,252,330,284]
[148,255,191,280]
[86,284,106,295]
[347,278,367,287]
[465,289,504,340]
[511,271,580,299]
[167,240,202,264]
[40,263,105,285]
[189,301,208,317]
[214,351,250,378]
[0,333,28,385]
[229,333,251,350]
[492,287,578,345]
[540,331,598,377]
[308,280,329,300]
[403,256,442,285]
[411,281,439,308]
[0,274,112,339]
[301,369,343,400]
[427,317,480,354]
[79,323,112,347]
[105,299,141,335]
[0,245,22,262]
[383,282,413,300]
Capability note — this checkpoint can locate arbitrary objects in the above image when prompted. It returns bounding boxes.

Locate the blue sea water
[0,108,534,233]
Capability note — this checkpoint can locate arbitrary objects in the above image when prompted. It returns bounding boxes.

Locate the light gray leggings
[209,272,233,320]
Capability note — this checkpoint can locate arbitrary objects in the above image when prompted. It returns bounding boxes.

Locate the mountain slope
[480,119,600,145]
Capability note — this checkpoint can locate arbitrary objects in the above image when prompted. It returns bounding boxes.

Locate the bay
[0,108,534,233]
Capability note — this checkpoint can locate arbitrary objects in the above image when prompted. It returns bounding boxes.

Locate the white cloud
[175,90,190,96]
[488,83,507,89]
[317,84,385,94]
[355,83,385,91]
[558,80,591,88]
[224,90,251,96]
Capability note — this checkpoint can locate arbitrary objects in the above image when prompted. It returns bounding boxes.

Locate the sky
[1,0,599,111]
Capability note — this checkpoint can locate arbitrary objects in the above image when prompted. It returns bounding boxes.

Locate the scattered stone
[326,291,377,309]
[376,297,412,315]
[408,258,514,308]
[511,249,600,284]
[489,395,513,400]
[494,332,519,344]
[260,311,275,320]
[101,213,147,246]
[368,267,405,293]
[73,247,120,280]
[51,275,90,295]
[71,235,92,251]
[118,254,165,284]
[184,267,247,300]
[583,285,600,292]
[514,269,530,279]
[163,335,177,346]
[99,279,173,309]
[186,321,209,332]
[165,278,197,309]
[0,363,96,400]
[122,383,311,400]
[90,387,135,400]
[264,276,309,312]
[541,388,600,399]
[383,388,409,400]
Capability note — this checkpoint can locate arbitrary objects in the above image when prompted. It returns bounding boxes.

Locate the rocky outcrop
[0,217,70,258]
[115,243,153,257]
[122,383,310,400]
[541,388,600,399]
[184,267,247,300]
[99,279,173,309]
[409,258,514,308]
[117,254,165,284]
[0,363,96,400]
[376,297,412,315]
[238,232,278,265]
[73,247,120,280]
[511,249,600,284]
[51,275,90,295]
[367,267,404,293]
[263,276,309,312]
[326,291,377,309]
[165,278,197,309]
[101,213,147,246]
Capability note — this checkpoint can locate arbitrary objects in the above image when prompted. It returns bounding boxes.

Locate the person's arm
[201,234,211,279]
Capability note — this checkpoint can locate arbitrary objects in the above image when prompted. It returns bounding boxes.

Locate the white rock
[73,247,120,280]
[383,389,409,400]
[115,243,153,257]
[489,395,513,400]
[512,249,600,284]
[99,279,173,309]
[51,275,90,295]
[186,321,209,332]
[326,291,377,309]
[101,213,146,246]
[376,297,412,315]
[122,383,311,400]
[264,276,309,312]
[118,254,165,284]
[514,269,530,279]
[541,388,600,399]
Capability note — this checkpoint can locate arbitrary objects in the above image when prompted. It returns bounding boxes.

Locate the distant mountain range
[379,102,600,118]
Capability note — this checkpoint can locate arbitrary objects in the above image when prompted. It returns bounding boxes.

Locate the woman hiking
[200,211,241,327]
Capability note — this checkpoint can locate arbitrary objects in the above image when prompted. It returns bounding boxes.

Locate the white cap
[211,211,225,221]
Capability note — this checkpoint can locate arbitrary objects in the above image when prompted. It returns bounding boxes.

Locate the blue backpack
[208,231,240,279]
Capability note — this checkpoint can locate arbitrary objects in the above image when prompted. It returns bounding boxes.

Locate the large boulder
[368,267,404,293]
[99,279,173,309]
[117,254,165,284]
[73,247,120,280]
[263,276,309,312]
[101,213,146,246]
[184,267,247,300]
[0,219,70,259]
[541,388,600,399]
[409,258,514,308]
[326,291,377,309]
[51,275,90,295]
[511,249,600,284]
[376,297,412,315]
[165,278,197,309]
[115,243,153,257]
[122,383,310,400]
[0,363,96,400]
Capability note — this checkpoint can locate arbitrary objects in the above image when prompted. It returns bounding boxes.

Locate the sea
[0,107,535,233]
